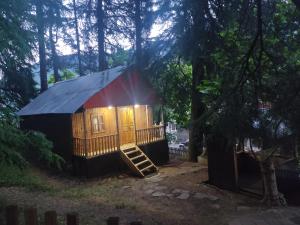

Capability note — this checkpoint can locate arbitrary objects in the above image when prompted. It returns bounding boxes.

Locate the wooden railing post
[67,213,78,225]
[115,107,120,150]
[45,211,57,225]
[132,106,137,145]
[5,205,19,225]
[24,208,38,225]
[83,110,88,157]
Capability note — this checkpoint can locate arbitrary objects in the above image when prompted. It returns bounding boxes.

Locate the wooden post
[45,211,57,225]
[107,216,119,225]
[132,105,137,145]
[114,107,120,150]
[24,208,38,225]
[83,110,88,157]
[66,213,78,225]
[161,105,167,140]
[145,105,149,129]
[5,205,19,225]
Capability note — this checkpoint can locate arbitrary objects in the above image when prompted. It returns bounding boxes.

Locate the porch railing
[136,125,165,145]
[73,126,165,157]
[73,134,119,157]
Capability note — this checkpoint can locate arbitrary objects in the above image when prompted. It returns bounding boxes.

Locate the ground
[0,160,300,225]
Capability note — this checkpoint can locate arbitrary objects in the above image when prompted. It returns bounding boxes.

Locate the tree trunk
[295,133,300,166]
[49,21,60,83]
[260,157,286,206]
[73,0,83,76]
[36,0,48,92]
[134,0,142,68]
[96,0,107,71]
[189,60,205,162]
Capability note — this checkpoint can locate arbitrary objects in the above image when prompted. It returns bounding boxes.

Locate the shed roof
[18,66,126,116]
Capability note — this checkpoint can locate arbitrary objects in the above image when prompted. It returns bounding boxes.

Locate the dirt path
[0,161,276,225]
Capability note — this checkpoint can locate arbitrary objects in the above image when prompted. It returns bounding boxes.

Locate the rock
[210,204,221,209]
[236,206,251,211]
[194,192,219,201]
[145,189,155,194]
[146,176,163,183]
[122,186,131,189]
[166,194,173,198]
[152,192,166,197]
[153,186,167,191]
[172,189,189,194]
[176,192,190,200]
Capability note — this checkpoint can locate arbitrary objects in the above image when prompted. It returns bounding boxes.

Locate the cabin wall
[134,105,154,130]
[72,112,84,138]
[20,114,73,161]
[84,107,117,139]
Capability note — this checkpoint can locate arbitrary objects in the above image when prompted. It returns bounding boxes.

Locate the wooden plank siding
[72,105,163,158]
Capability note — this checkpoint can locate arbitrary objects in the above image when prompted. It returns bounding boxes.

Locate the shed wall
[20,114,73,161]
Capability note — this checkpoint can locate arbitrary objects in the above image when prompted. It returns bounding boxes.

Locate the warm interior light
[108,106,113,109]
[134,104,140,108]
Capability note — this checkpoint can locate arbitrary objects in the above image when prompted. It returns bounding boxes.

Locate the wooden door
[118,107,135,145]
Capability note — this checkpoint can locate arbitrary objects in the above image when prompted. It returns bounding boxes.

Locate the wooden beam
[114,107,120,150]
[132,106,137,145]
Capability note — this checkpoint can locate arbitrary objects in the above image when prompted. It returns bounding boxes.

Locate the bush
[0,109,65,170]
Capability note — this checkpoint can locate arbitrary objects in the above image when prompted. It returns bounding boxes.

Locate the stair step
[123,147,136,153]
[141,164,154,172]
[126,149,138,155]
[130,154,144,161]
[135,160,149,167]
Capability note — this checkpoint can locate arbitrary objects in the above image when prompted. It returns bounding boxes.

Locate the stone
[145,189,155,194]
[166,194,173,198]
[172,189,189,194]
[153,186,167,191]
[236,206,252,211]
[176,192,190,200]
[152,192,166,197]
[122,186,131,189]
[194,192,219,201]
[210,204,221,209]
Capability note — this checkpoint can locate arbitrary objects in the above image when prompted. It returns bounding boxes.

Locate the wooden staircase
[120,145,158,177]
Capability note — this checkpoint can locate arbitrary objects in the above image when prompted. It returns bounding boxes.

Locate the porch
[72,105,166,158]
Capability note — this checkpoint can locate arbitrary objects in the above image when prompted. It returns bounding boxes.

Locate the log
[24,208,38,225]
[5,205,19,225]
[67,213,79,225]
[106,216,119,225]
[45,211,57,225]
[130,222,143,225]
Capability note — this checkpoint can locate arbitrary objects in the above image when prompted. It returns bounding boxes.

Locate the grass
[0,163,52,191]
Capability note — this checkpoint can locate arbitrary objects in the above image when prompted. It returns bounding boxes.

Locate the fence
[169,146,189,160]
[3,205,142,225]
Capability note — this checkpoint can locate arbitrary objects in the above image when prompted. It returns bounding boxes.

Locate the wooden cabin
[18,66,169,177]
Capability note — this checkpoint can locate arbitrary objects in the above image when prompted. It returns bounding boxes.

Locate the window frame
[91,114,105,134]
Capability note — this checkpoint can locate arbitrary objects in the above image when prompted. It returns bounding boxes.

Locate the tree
[198,0,300,206]
[96,0,107,71]
[72,0,83,76]
[47,4,62,83]
[35,0,48,92]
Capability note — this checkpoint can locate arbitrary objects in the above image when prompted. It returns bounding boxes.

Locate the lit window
[91,115,105,133]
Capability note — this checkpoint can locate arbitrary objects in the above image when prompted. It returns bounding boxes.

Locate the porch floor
[120,143,136,150]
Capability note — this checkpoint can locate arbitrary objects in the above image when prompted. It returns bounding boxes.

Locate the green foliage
[108,47,131,67]
[150,62,192,127]
[48,69,76,84]
[0,107,65,170]
[0,164,50,191]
